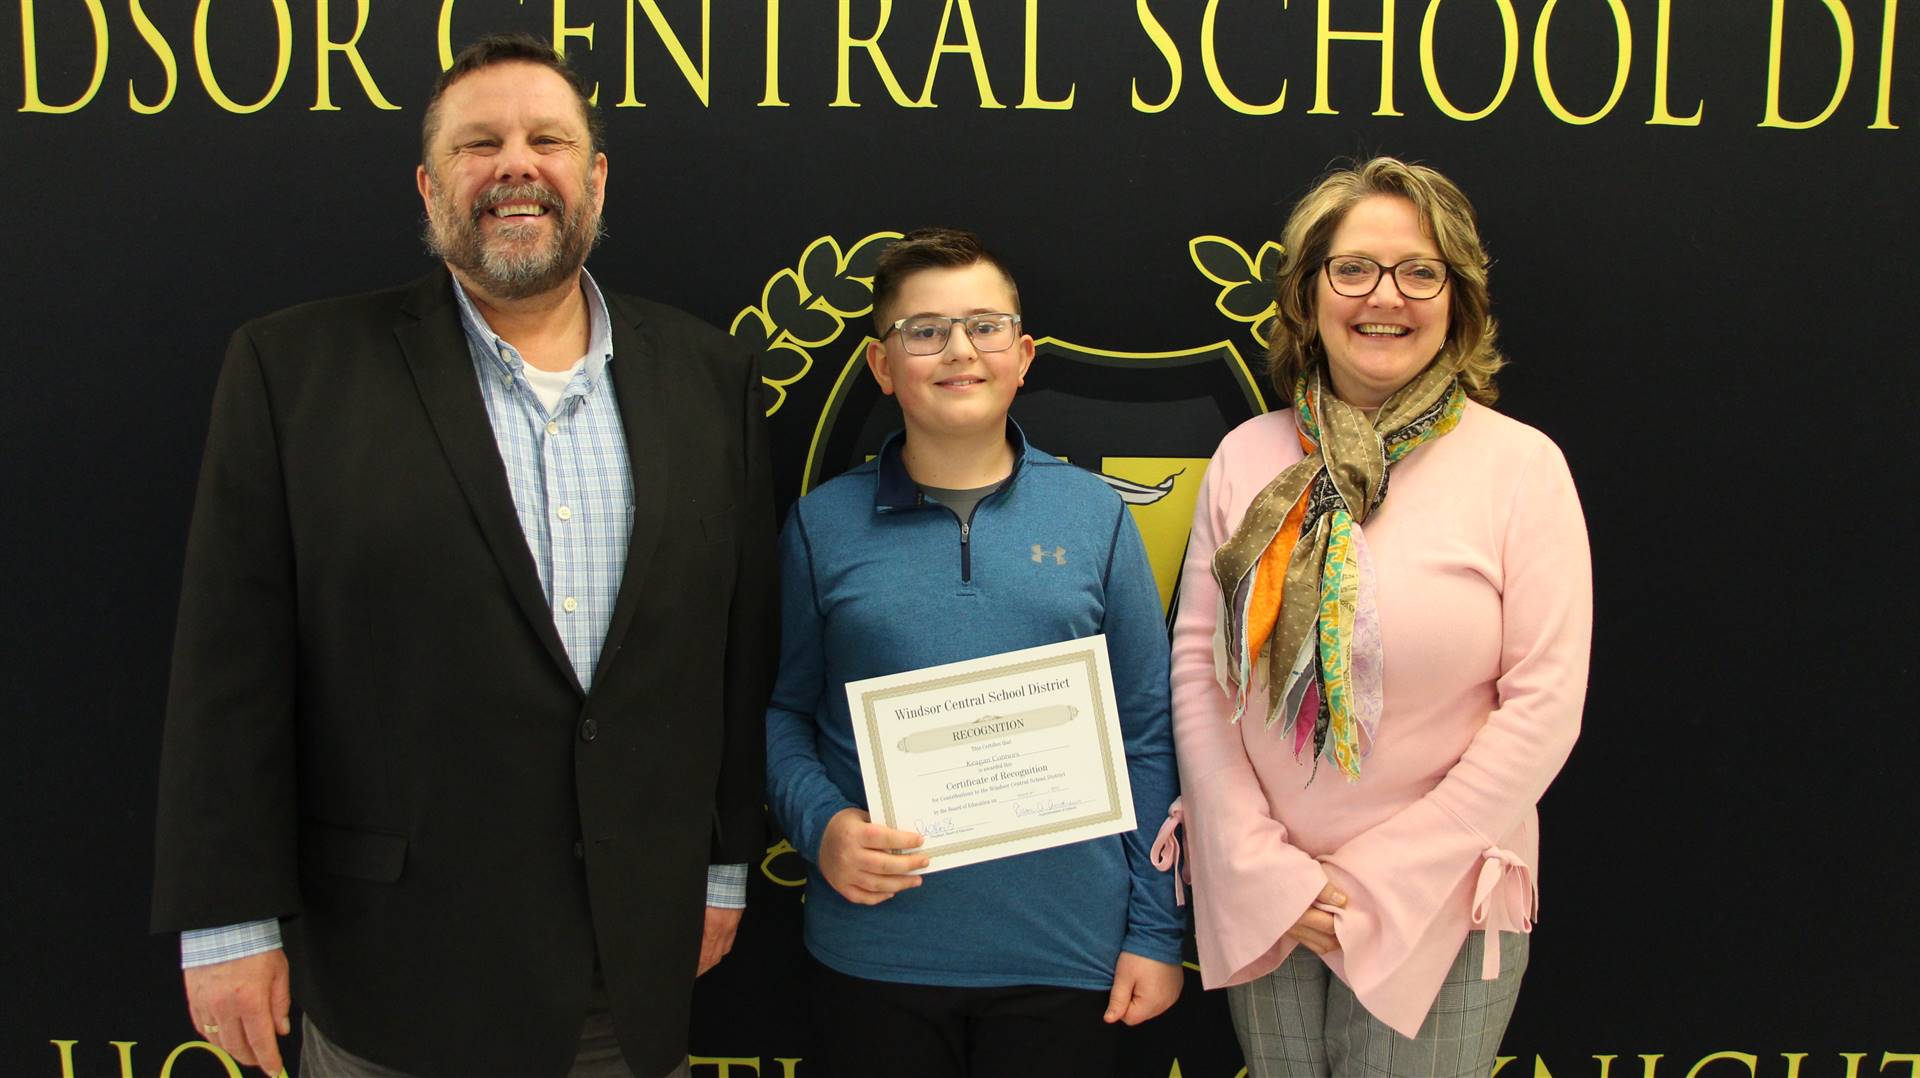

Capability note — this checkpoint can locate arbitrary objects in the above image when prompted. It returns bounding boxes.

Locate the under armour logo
[1031,545,1067,566]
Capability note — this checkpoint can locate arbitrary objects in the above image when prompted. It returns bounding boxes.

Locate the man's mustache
[469,183,564,222]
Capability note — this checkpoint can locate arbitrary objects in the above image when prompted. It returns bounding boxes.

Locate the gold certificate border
[857,648,1123,859]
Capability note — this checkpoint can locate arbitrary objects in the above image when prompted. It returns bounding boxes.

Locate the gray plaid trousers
[1227,931,1528,1078]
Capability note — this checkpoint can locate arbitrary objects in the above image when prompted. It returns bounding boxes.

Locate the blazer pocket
[300,820,408,883]
[700,506,736,545]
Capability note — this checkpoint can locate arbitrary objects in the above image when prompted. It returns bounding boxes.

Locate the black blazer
[152,269,776,1078]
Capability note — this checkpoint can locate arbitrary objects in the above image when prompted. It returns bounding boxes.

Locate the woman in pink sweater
[1169,157,1592,1077]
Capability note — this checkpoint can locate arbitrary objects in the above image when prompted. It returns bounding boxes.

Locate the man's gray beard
[424,178,604,301]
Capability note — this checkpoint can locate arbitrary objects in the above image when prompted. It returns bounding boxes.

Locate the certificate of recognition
[844,635,1137,873]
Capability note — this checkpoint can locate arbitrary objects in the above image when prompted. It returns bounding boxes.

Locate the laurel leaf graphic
[1255,241,1285,285]
[1189,236,1256,286]
[782,306,842,348]
[1191,234,1281,343]
[818,275,875,318]
[798,237,844,298]
[761,270,806,330]
[1221,279,1274,320]
[842,232,900,279]
[728,307,772,351]
[762,341,812,385]
[733,232,905,416]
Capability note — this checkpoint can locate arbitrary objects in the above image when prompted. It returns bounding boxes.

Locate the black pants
[807,960,1118,1078]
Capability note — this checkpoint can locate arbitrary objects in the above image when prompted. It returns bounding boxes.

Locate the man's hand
[1283,882,1348,955]
[1103,952,1184,1025]
[698,907,742,976]
[817,807,928,905]
[184,948,291,1076]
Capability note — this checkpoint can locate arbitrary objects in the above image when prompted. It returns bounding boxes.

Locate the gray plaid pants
[1227,931,1527,1078]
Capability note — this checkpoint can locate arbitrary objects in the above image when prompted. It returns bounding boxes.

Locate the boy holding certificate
[764,228,1185,1077]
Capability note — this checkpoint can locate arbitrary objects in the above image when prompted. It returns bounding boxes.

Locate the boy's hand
[818,808,930,905]
[1103,952,1183,1025]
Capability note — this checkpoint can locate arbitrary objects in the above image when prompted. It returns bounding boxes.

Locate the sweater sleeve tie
[1470,846,1538,979]
[1150,797,1187,907]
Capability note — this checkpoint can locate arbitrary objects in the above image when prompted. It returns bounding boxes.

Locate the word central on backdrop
[17,0,1905,129]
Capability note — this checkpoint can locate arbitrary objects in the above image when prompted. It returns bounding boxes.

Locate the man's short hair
[421,33,605,165]
[870,227,1022,333]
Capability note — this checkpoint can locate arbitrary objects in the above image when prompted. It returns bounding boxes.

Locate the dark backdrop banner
[4,1,1915,1076]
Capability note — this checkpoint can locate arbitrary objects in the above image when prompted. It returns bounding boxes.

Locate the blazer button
[573,840,585,859]
[581,718,599,742]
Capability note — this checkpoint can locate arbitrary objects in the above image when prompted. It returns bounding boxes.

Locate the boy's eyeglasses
[884,313,1023,355]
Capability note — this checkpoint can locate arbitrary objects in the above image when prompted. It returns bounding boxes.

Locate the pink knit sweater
[1169,401,1592,1037]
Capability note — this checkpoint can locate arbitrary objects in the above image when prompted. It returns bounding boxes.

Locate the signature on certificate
[915,817,961,838]
[1013,798,1085,819]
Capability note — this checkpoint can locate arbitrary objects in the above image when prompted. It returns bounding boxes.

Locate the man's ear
[865,339,895,395]
[415,164,434,214]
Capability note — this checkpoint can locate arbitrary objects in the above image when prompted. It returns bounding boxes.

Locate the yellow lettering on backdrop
[1019,0,1074,108]
[159,1041,244,1078]
[193,0,293,114]
[130,0,181,113]
[688,1059,801,1077]
[18,0,109,114]
[314,0,398,111]
[1132,0,1183,112]
[1684,1051,1759,1078]
[832,0,923,107]
[1311,0,1402,115]
[1883,1052,1920,1078]
[916,0,1003,107]
[618,0,711,107]
[760,0,787,105]
[552,0,597,103]
[1761,0,1855,128]
[49,1040,80,1078]
[437,0,456,69]
[1418,0,1518,121]
[1532,0,1631,125]
[1870,0,1898,126]
[1518,1056,1669,1078]
[1648,0,1703,124]
[1781,1052,1870,1078]
[1202,0,1285,114]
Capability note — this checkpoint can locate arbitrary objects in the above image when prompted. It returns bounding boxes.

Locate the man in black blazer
[151,34,774,1078]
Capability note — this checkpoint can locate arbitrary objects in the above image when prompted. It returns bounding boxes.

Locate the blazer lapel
[393,271,582,695]
[596,294,669,689]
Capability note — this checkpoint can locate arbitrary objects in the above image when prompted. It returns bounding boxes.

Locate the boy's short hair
[870,227,1022,333]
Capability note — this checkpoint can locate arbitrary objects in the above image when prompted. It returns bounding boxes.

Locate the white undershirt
[520,358,586,414]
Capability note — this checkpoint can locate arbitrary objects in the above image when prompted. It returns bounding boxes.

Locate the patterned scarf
[1211,362,1466,781]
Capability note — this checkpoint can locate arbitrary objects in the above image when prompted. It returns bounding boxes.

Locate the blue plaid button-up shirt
[455,271,630,691]
[183,271,745,968]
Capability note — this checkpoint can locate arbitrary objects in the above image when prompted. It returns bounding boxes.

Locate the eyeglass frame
[1321,255,1453,300]
[882,312,1024,355]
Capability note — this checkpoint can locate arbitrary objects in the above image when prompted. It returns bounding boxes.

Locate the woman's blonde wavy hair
[1266,157,1504,407]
